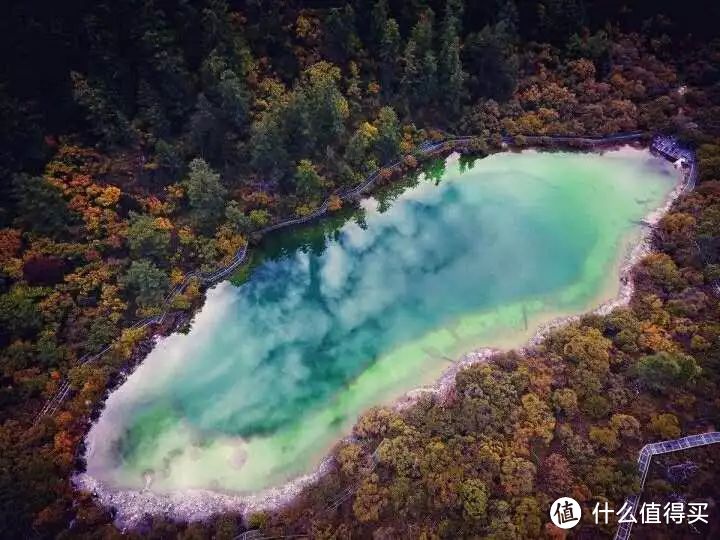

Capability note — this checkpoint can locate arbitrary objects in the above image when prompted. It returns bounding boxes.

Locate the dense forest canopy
[2,0,719,183]
[1,0,720,538]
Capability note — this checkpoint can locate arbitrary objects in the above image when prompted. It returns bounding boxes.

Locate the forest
[1,0,720,538]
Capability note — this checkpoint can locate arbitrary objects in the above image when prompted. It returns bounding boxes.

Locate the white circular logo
[550,497,582,529]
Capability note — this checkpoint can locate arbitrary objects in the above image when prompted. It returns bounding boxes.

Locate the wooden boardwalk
[612,136,714,540]
[614,431,720,540]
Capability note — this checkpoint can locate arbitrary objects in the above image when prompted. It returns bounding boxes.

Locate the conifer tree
[375,106,401,161]
[70,72,135,146]
[183,158,227,232]
[370,0,389,52]
[438,0,466,116]
[380,19,401,94]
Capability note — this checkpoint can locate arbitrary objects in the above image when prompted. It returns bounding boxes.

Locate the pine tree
[401,39,421,105]
[345,122,379,175]
[250,112,289,177]
[136,79,171,137]
[294,159,325,198]
[464,23,518,102]
[121,259,169,308]
[370,0,389,52]
[188,94,221,160]
[420,51,439,104]
[217,70,250,131]
[380,19,401,94]
[438,0,466,116]
[375,106,401,162]
[137,0,193,124]
[346,61,363,116]
[411,9,435,55]
[297,62,349,154]
[70,72,135,146]
[11,175,75,238]
[183,158,227,232]
[126,212,171,261]
[325,4,362,61]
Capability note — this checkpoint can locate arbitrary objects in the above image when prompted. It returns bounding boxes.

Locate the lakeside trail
[35,132,655,424]
[72,137,696,529]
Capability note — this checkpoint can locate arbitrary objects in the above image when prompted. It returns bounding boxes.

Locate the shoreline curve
[73,140,694,529]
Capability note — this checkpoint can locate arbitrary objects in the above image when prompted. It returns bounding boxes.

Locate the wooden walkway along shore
[614,432,720,540]
[32,131,699,425]
[33,134,452,424]
[611,137,714,540]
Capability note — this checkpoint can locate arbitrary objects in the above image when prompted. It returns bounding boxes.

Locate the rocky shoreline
[73,143,691,530]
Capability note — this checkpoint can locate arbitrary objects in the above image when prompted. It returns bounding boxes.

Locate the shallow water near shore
[84,148,678,496]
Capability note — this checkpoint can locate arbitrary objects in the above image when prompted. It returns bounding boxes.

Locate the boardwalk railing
[614,431,720,540]
[506,131,646,145]
[34,246,249,424]
[33,131,695,424]
[325,448,381,512]
[652,141,720,297]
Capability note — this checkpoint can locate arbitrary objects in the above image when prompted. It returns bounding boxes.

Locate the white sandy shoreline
[73,145,690,529]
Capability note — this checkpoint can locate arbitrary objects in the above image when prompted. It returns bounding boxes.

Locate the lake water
[85,148,678,494]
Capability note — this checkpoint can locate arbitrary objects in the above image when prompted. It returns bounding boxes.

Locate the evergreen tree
[370,0,389,52]
[401,39,421,106]
[411,8,435,54]
[225,201,252,233]
[497,0,519,36]
[154,139,184,179]
[250,112,289,177]
[533,0,587,43]
[444,0,465,35]
[121,259,169,308]
[346,61,364,116]
[187,61,250,165]
[296,62,349,154]
[325,4,362,62]
[188,94,222,160]
[136,79,171,138]
[294,160,324,198]
[217,69,250,131]
[464,23,518,102]
[201,0,236,56]
[11,175,75,238]
[402,9,438,105]
[183,158,227,232]
[438,0,467,116]
[420,51,439,104]
[136,1,193,126]
[0,286,43,339]
[380,19,401,94]
[345,122,379,175]
[125,212,170,262]
[70,72,135,147]
[374,106,401,162]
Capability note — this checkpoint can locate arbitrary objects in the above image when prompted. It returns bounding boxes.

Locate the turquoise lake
[85,148,678,494]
